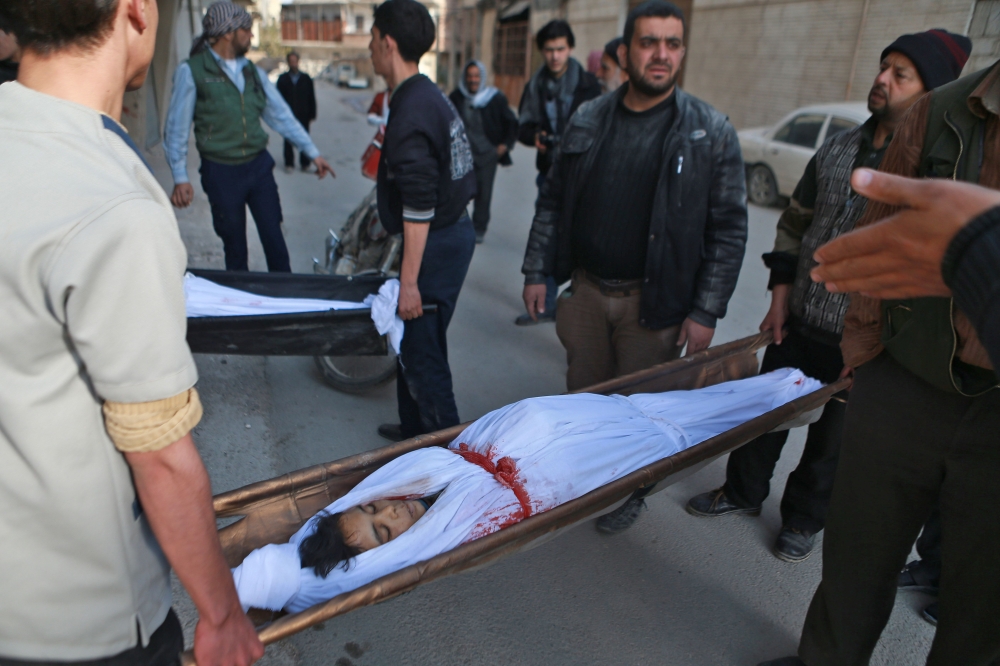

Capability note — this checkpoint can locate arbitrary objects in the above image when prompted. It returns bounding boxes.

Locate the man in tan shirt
[0,1,262,664]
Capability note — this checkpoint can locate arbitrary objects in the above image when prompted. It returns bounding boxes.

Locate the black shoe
[774,527,817,563]
[377,423,406,442]
[474,230,486,244]
[897,559,940,594]
[921,601,939,626]
[686,488,761,518]
[757,658,806,666]
[595,497,647,534]
[515,312,555,326]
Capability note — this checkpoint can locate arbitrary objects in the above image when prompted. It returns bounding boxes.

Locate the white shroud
[232,369,822,612]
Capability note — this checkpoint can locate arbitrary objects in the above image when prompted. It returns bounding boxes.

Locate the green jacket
[187,49,268,164]
[880,66,998,395]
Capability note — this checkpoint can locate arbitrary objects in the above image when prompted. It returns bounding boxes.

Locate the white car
[738,102,871,206]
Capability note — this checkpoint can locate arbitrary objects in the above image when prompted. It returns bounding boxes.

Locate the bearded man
[520,0,747,533]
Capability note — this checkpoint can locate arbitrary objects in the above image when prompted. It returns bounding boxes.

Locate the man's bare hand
[759,283,791,345]
[522,283,548,321]
[171,183,194,208]
[193,606,263,666]
[677,317,714,355]
[398,281,423,320]
[497,144,509,158]
[534,132,548,154]
[312,156,336,179]
[810,169,1000,299]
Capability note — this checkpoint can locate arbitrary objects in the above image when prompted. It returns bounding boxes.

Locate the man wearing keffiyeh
[164,1,335,273]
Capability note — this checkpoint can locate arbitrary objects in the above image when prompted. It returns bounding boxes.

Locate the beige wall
[683,0,975,130]
[565,0,626,68]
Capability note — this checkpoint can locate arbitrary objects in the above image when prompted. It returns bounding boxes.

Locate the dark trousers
[200,151,289,273]
[471,152,498,234]
[534,172,557,314]
[799,352,1000,666]
[914,505,943,585]
[397,215,476,438]
[0,609,182,666]
[723,327,847,533]
[283,117,312,169]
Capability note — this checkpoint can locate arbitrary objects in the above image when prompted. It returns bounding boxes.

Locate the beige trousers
[555,271,682,391]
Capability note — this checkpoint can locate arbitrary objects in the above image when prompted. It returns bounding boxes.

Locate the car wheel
[748,164,780,207]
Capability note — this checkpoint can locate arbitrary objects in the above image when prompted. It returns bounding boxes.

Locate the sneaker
[595,497,647,534]
[283,165,294,173]
[774,527,817,563]
[686,488,761,518]
[757,659,806,666]
[515,312,555,326]
[897,559,940,594]
[377,423,406,442]
[921,601,939,626]
[475,231,486,244]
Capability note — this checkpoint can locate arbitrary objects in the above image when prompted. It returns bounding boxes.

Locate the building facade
[444,0,996,122]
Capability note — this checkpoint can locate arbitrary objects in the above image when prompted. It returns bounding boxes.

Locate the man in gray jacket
[521,0,747,533]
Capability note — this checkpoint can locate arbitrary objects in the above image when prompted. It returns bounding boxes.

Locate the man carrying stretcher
[232,370,821,613]
[0,1,261,664]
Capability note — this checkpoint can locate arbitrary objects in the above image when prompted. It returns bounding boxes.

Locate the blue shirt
[163,49,320,184]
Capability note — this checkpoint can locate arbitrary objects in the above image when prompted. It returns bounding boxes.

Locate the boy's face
[369,26,391,77]
[542,37,571,76]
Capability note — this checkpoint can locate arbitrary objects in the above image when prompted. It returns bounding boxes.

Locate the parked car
[738,102,870,206]
[336,63,356,87]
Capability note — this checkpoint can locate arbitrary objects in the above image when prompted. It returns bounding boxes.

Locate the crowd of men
[1,0,1000,665]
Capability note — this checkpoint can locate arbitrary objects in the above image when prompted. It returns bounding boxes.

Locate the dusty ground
[148,81,935,666]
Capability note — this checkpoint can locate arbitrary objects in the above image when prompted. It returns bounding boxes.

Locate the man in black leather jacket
[521,0,747,533]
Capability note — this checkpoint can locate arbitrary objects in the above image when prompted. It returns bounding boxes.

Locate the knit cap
[882,29,972,91]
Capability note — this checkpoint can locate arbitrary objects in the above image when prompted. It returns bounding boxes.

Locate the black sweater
[377,75,477,234]
[942,205,1000,371]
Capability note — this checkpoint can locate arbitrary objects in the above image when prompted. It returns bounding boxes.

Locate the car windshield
[773,114,826,149]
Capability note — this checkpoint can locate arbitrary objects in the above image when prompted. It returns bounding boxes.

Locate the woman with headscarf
[448,60,518,243]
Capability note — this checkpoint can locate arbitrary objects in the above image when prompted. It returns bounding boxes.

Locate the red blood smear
[454,443,533,519]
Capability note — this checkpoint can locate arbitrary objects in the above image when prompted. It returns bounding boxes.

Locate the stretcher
[181,331,849,664]
[185,269,435,357]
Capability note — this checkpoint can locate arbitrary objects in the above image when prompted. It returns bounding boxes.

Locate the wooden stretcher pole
[179,374,848,665]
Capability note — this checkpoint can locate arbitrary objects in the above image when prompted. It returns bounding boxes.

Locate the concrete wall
[967,0,1000,73]
[565,0,626,69]
[683,0,975,130]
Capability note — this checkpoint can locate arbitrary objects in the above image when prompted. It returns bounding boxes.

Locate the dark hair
[603,37,623,64]
[0,0,119,55]
[298,512,363,578]
[623,0,685,49]
[535,19,574,51]
[373,0,435,63]
[287,51,300,62]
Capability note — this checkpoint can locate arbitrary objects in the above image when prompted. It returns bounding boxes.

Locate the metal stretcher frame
[181,331,849,664]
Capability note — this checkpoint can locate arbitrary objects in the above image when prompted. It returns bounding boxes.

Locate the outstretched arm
[259,67,334,178]
[126,434,263,666]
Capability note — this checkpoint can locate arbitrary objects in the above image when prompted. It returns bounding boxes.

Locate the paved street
[150,80,935,665]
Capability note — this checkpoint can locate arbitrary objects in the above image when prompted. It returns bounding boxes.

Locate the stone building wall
[682,0,975,129]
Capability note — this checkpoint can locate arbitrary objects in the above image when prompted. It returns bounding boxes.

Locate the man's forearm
[401,221,430,285]
[125,434,243,626]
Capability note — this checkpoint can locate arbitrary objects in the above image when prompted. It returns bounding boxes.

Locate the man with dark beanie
[687,30,968,567]
[758,32,1000,666]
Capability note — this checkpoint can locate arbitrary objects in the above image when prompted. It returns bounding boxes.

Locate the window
[826,116,859,141]
[772,114,826,149]
[356,15,364,31]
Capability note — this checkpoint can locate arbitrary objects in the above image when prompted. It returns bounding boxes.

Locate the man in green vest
[164,1,334,273]
[761,50,1000,666]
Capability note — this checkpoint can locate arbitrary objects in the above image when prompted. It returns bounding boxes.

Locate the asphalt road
[151,80,935,666]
